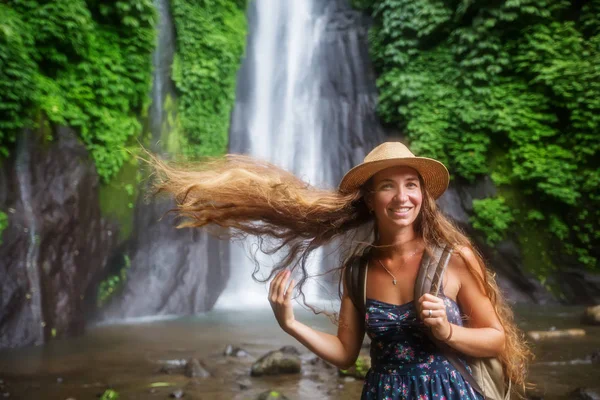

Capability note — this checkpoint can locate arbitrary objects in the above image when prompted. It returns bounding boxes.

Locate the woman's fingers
[420,300,445,310]
[269,270,285,302]
[284,279,295,303]
[276,271,290,301]
[421,308,446,320]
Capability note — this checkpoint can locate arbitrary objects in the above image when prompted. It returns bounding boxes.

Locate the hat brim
[338,157,449,199]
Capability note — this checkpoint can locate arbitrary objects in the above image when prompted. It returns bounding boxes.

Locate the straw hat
[339,142,449,199]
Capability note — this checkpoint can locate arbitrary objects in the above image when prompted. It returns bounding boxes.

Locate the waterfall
[220,0,384,308]
[15,131,44,344]
[150,0,177,151]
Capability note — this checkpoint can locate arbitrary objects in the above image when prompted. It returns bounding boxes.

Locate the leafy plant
[171,0,248,158]
[356,0,600,275]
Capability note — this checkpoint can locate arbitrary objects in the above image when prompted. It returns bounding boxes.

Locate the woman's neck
[377,227,422,258]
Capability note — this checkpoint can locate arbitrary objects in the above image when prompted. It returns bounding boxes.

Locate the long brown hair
[148,152,531,391]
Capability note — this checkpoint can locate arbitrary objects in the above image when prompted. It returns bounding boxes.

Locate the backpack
[344,244,511,400]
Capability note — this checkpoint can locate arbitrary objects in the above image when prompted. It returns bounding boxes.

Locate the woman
[151,142,530,399]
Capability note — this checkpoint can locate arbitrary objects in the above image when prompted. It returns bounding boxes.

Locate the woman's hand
[418,293,452,341]
[268,269,296,332]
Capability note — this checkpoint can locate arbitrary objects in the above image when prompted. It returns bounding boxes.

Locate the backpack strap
[415,245,489,399]
[343,249,370,320]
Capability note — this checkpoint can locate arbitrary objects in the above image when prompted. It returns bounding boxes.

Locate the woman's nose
[393,188,409,202]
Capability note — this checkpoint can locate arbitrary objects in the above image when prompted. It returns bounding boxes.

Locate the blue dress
[361,294,483,400]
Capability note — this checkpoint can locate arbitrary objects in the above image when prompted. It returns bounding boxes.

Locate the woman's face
[368,166,423,230]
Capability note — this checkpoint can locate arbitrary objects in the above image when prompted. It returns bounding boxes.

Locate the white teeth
[390,207,410,212]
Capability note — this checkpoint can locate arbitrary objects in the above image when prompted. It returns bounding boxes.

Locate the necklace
[376,248,421,285]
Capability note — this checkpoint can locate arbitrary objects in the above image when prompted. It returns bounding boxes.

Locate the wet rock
[570,388,600,400]
[582,305,600,326]
[591,350,600,364]
[279,345,300,355]
[0,127,116,349]
[99,195,229,320]
[238,379,252,390]
[224,344,249,357]
[184,358,210,378]
[308,356,334,369]
[159,365,174,374]
[527,329,586,341]
[256,390,290,400]
[338,355,371,379]
[250,349,301,376]
[170,389,184,398]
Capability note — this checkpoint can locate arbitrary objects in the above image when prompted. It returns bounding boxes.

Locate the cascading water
[15,132,44,344]
[220,0,384,308]
[150,0,176,150]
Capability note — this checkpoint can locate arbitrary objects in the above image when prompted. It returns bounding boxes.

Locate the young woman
[151,142,530,399]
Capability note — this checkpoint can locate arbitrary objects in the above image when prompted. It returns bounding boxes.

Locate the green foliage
[99,157,140,241]
[358,0,600,273]
[99,389,119,400]
[1,0,156,181]
[97,254,131,308]
[171,0,248,158]
[471,197,514,245]
[0,211,8,244]
[0,4,38,157]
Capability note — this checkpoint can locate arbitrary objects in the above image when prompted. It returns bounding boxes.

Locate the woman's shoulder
[447,245,485,279]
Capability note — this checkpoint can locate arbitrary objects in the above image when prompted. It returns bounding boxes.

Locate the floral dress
[361,294,483,400]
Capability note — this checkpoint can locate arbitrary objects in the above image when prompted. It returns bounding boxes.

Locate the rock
[0,127,116,349]
[591,350,600,364]
[98,194,229,320]
[256,390,290,400]
[184,359,210,378]
[338,355,371,379]
[224,344,249,357]
[170,389,184,399]
[279,345,300,355]
[343,376,356,382]
[250,349,301,376]
[56,377,63,384]
[308,356,334,369]
[527,329,586,341]
[238,379,252,390]
[582,305,600,326]
[158,365,173,374]
[570,388,600,400]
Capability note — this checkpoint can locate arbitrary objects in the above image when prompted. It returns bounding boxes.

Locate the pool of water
[0,304,598,399]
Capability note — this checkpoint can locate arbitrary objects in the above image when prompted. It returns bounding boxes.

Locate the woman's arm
[269,269,365,369]
[417,247,505,358]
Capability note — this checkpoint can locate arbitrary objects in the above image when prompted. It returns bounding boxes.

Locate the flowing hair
[148,152,531,392]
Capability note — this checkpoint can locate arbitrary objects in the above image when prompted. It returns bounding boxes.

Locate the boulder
[250,348,301,377]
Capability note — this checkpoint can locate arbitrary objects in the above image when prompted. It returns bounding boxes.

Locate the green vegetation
[171,0,247,158]
[97,254,131,308]
[0,211,7,244]
[99,389,119,400]
[471,197,514,246]
[1,0,156,181]
[354,0,600,275]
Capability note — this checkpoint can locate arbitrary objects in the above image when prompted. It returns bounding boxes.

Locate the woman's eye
[407,182,418,188]
[381,184,393,189]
